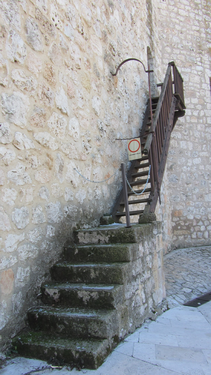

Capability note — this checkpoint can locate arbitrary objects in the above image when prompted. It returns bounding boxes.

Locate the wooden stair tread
[133,162,149,169]
[131,171,149,178]
[129,179,150,187]
[115,210,144,217]
[128,187,151,196]
[120,198,150,205]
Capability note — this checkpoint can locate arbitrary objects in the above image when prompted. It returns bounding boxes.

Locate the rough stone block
[1,92,30,128]
[12,207,30,229]
[32,206,46,224]
[34,132,58,150]
[13,132,35,150]
[25,17,43,51]
[7,164,32,185]
[6,30,27,64]
[11,69,37,94]
[47,112,67,138]
[0,122,13,144]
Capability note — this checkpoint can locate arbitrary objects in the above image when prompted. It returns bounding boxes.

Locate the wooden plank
[121,163,131,228]
[129,178,150,187]
[120,198,150,205]
[131,171,149,178]
[116,210,144,217]
[133,162,149,169]
[128,187,151,196]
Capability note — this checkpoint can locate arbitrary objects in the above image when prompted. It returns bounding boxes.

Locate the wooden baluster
[121,163,131,228]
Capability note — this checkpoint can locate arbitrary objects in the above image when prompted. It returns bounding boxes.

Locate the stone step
[41,282,124,309]
[63,242,131,263]
[14,331,113,369]
[51,262,129,284]
[27,307,118,340]
[74,225,137,245]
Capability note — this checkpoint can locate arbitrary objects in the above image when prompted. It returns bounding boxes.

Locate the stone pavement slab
[198,302,211,324]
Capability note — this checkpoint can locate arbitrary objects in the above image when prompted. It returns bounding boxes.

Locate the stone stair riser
[74,227,137,245]
[27,309,118,340]
[63,244,131,263]
[41,284,124,309]
[14,333,113,369]
[51,263,128,284]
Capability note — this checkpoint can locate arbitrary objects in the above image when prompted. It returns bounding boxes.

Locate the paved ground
[164,246,211,309]
[1,245,211,375]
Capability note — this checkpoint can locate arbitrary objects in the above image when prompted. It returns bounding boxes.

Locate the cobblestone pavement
[164,246,211,308]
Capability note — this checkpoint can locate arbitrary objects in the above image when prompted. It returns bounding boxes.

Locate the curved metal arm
[111,58,153,76]
[111,57,154,134]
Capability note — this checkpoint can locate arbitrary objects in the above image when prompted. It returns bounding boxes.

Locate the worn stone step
[51,262,129,284]
[41,282,124,309]
[63,242,131,263]
[14,331,113,369]
[74,225,137,245]
[27,306,118,340]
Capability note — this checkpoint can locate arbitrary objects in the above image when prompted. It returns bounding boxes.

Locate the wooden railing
[172,62,185,109]
[143,61,185,212]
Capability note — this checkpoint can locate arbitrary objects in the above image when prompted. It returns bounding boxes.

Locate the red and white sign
[127,138,142,161]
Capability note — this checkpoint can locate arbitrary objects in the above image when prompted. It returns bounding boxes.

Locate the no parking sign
[127,138,142,161]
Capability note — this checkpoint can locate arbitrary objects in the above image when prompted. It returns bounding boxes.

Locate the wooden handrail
[142,62,184,202]
[171,61,186,109]
[143,63,172,155]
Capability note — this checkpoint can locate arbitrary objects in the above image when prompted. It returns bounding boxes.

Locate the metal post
[148,62,153,127]
[121,163,131,228]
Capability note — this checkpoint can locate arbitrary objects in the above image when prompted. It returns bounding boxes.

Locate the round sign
[128,139,141,153]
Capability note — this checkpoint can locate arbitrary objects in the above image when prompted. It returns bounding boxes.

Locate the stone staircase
[14,222,165,369]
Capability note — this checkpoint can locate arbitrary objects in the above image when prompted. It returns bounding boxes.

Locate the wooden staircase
[112,62,185,223]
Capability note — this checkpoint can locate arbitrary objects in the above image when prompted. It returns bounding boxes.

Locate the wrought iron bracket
[111,57,154,129]
[111,58,153,76]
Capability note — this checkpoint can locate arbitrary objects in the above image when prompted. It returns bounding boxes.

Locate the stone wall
[0,0,161,351]
[157,0,211,249]
[0,0,210,352]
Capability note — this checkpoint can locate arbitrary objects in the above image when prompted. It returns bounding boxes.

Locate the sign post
[127,138,142,161]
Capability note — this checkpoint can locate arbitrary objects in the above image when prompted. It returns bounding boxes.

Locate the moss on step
[13,332,114,369]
